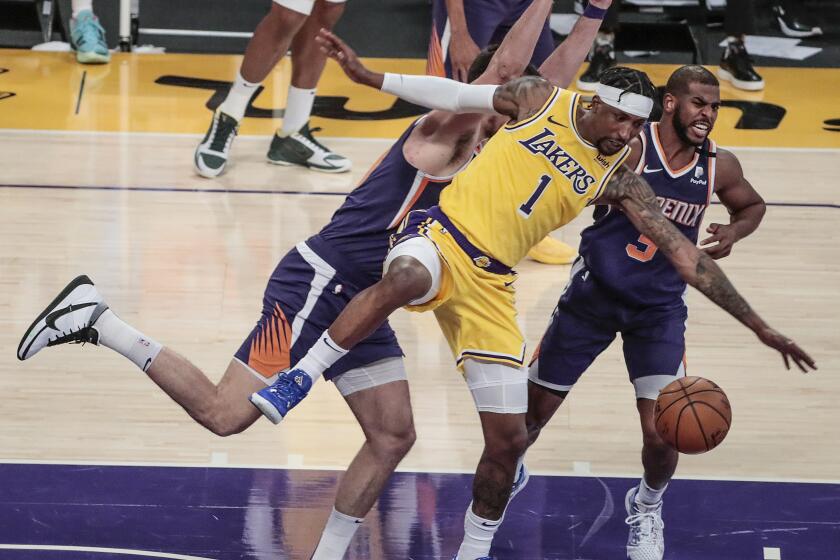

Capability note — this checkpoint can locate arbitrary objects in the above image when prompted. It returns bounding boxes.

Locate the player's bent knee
[383,237,442,304]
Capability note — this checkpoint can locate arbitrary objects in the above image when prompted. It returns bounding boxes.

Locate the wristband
[583,3,608,19]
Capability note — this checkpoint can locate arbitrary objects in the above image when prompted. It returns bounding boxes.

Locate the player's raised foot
[718,41,764,92]
[249,368,313,424]
[624,487,664,560]
[509,463,530,502]
[194,110,239,178]
[527,236,577,265]
[70,10,110,64]
[267,122,352,173]
[17,275,109,361]
[577,40,615,92]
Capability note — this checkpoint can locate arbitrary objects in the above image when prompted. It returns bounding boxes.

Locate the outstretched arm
[538,0,613,88]
[316,28,553,122]
[597,166,816,372]
[700,148,766,259]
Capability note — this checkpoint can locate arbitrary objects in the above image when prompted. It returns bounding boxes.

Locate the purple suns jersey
[578,122,717,308]
[311,118,457,286]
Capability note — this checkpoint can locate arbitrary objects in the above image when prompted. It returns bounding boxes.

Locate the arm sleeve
[381,73,499,114]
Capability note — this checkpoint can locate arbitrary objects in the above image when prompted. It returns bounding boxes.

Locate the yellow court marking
[1,50,839,148]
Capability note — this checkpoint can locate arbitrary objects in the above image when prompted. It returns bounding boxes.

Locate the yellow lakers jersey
[439,87,629,267]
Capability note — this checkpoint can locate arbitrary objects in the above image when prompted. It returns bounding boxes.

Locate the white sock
[218,72,260,122]
[310,507,363,560]
[636,476,667,507]
[457,503,500,560]
[726,35,742,45]
[95,309,162,372]
[296,330,348,383]
[72,0,93,17]
[280,85,316,136]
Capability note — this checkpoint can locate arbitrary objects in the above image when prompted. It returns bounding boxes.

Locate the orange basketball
[654,376,732,454]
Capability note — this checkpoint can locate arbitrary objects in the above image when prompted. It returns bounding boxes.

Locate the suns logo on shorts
[518,128,596,194]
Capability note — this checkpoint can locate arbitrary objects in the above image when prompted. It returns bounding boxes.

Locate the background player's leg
[70,0,110,64]
[268,0,352,173]
[195,2,309,178]
[146,352,264,436]
[311,379,415,559]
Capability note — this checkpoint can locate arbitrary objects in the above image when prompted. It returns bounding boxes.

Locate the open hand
[756,326,817,373]
[316,28,381,88]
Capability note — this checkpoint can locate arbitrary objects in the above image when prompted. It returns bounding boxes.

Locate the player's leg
[70,0,110,64]
[621,311,688,560]
[311,365,415,559]
[455,360,529,560]
[195,1,310,178]
[526,258,618,445]
[250,232,443,423]
[268,0,352,173]
[16,275,273,435]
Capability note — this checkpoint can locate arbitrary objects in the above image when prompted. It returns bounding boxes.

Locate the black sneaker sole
[17,275,93,360]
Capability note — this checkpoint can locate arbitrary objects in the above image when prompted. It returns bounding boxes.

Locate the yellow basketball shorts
[392,209,526,371]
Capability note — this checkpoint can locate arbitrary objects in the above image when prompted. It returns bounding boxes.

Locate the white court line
[2,458,839,485]
[1,128,839,153]
[0,544,217,560]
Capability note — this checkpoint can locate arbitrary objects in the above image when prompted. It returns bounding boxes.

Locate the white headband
[595,83,654,118]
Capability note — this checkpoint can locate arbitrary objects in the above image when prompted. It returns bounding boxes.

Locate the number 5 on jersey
[518,175,552,218]
[626,234,658,262]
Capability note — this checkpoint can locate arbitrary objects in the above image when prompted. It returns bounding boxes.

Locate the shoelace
[209,115,237,153]
[75,17,105,49]
[625,510,664,542]
[299,127,333,154]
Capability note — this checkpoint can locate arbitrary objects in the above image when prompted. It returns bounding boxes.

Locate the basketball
[654,376,732,454]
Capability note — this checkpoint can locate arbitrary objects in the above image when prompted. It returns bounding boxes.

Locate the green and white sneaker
[267,123,351,173]
[194,110,239,178]
[70,10,110,64]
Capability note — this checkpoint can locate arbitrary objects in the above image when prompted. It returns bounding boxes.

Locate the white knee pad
[464,360,528,414]
[382,236,442,306]
[333,357,408,397]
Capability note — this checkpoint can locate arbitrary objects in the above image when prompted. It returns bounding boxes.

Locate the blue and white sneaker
[509,463,530,503]
[70,10,110,64]
[250,368,313,424]
[624,487,665,560]
[17,275,109,360]
[450,556,493,560]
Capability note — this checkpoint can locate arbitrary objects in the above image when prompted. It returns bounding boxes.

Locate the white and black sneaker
[267,122,351,173]
[194,110,239,178]
[624,487,665,560]
[17,275,108,361]
[719,40,765,91]
[772,3,822,38]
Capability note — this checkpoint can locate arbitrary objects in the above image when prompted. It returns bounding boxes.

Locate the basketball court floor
[1,51,838,559]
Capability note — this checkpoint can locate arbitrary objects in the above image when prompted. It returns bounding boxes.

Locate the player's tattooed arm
[492,76,554,122]
[700,148,766,259]
[598,165,816,372]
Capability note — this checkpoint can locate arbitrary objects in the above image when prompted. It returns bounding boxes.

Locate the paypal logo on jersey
[690,166,707,186]
[519,128,596,195]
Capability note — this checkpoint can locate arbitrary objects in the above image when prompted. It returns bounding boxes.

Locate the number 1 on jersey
[518,175,552,218]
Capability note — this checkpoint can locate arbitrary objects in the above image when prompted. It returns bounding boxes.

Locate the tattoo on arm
[603,166,762,330]
[493,76,553,123]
